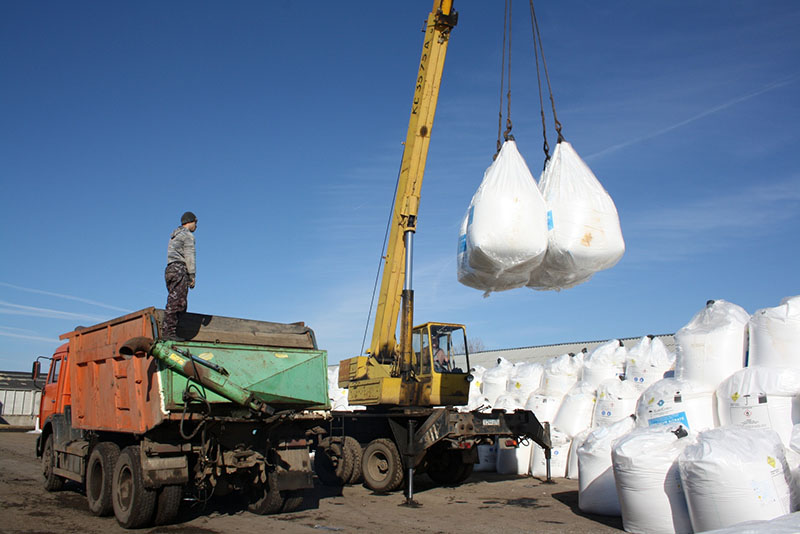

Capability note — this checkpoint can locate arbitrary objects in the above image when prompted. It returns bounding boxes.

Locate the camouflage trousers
[163,262,189,338]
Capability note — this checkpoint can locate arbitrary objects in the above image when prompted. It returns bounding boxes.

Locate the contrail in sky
[587,76,798,160]
[0,330,59,343]
[0,300,106,322]
[0,282,130,313]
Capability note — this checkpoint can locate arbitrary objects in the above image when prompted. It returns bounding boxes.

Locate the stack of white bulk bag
[328,366,366,412]
[496,437,532,475]
[566,429,591,480]
[636,378,718,432]
[675,299,750,392]
[578,416,636,515]
[593,378,639,428]
[481,358,514,406]
[540,353,582,398]
[531,429,570,478]
[475,442,498,472]
[582,340,627,388]
[525,392,562,424]
[494,394,524,413]
[698,513,800,534]
[612,425,693,534]
[527,141,625,291]
[507,362,543,400]
[553,382,597,438]
[749,296,800,369]
[457,140,548,293]
[626,336,676,391]
[678,428,793,532]
[459,364,490,413]
[716,366,800,447]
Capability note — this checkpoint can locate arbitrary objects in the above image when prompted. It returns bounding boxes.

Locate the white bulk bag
[749,296,800,369]
[567,429,591,480]
[697,513,800,534]
[539,353,582,397]
[481,358,514,406]
[553,382,597,438]
[528,141,625,291]
[637,377,718,432]
[525,393,562,424]
[493,394,524,413]
[507,362,544,399]
[531,429,570,478]
[578,416,636,516]
[674,299,749,392]
[582,340,627,387]
[716,366,800,446]
[593,378,639,428]
[496,436,532,475]
[475,442,498,472]
[457,140,548,293]
[678,428,793,532]
[612,425,693,534]
[626,336,676,391]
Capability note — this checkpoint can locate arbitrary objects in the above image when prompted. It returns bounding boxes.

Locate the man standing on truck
[163,211,197,340]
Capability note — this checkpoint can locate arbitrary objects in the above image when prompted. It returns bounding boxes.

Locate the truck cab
[34,343,71,447]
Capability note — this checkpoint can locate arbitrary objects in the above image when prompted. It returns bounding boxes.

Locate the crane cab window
[430,325,468,374]
[412,330,431,375]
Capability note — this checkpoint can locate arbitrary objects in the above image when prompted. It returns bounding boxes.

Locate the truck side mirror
[31,360,40,382]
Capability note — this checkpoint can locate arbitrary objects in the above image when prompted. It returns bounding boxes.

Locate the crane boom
[369,1,457,363]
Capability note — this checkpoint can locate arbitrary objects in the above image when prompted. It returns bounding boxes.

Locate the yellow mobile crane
[315,1,551,499]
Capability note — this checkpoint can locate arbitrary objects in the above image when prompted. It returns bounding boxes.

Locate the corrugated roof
[0,371,37,391]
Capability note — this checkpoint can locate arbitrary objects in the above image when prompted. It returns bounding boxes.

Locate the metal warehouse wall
[0,371,41,427]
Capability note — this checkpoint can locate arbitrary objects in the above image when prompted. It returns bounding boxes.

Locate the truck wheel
[281,490,304,513]
[361,438,403,493]
[426,450,469,486]
[455,460,474,484]
[152,485,182,525]
[86,442,120,516]
[248,470,284,515]
[42,434,65,491]
[314,437,354,486]
[112,446,157,529]
[344,436,363,484]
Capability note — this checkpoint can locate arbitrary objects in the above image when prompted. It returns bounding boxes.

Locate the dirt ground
[0,430,623,534]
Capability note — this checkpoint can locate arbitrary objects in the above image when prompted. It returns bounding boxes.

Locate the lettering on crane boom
[412,38,433,115]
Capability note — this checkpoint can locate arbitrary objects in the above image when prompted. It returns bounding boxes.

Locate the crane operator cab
[413,322,471,405]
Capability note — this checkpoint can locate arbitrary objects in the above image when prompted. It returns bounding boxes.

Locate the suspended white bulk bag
[475,442,498,473]
[626,336,676,391]
[612,425,693,534]
[553,382,597,438]
[481,358,514,406]
[531,430,570,478]
[716,366,800,447]
[637,377,717,432]
[749,296,800,369]
[582,340,627,388]
[539,353,582,397]
[566,429,592,480]
[507,362,544,400]
[496,436,532,475]
[525,393,562,424]
[578,416,636,516]
[593,378,639,428]
[457,140,548,293]
[527,141,625,291]
[675,299,749,392]
[678,428,793,532]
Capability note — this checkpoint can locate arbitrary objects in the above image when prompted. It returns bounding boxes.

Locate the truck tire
[86,442,120,516]
[281,490,304,513]
[361,438,403,493]
[314,437,354,486]
[455,460,474,484]
[152,485,182,525]
[248,470,284,515]
[112,446,157,529]
[42,434,65,491]
[344,436,363,484]
[426,449,469,486]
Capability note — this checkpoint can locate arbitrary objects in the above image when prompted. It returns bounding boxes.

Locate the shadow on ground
[552,490,623,530]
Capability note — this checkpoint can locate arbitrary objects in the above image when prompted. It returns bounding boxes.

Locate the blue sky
[1,1,799,372]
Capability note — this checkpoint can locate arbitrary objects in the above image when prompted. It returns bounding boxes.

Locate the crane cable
[496,0,513,157]
[528,0,565,166]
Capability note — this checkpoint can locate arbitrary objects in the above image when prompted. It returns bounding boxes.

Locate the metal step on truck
[32,307,330,528]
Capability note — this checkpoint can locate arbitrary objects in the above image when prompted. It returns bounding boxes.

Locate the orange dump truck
[33,307,329,528]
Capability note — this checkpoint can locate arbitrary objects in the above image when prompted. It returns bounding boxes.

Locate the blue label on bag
[468,206,475,226]
[547,210,553,230]
[648,412,689,429]
[458,235,467,253]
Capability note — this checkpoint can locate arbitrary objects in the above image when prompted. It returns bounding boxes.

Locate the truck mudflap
[140,451,189,489]
[389,408,551,468]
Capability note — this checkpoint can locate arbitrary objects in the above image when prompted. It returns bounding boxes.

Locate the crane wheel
[112,446,157,529]
[86,442,120,516]
[41,434,65,492]
[314,437,354,486]
[248,470,285,515]
[344,437,363,484]
[152,484,183,525]
[281,490,305,513]
[426,449,470,486]
[361,438,403,493]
